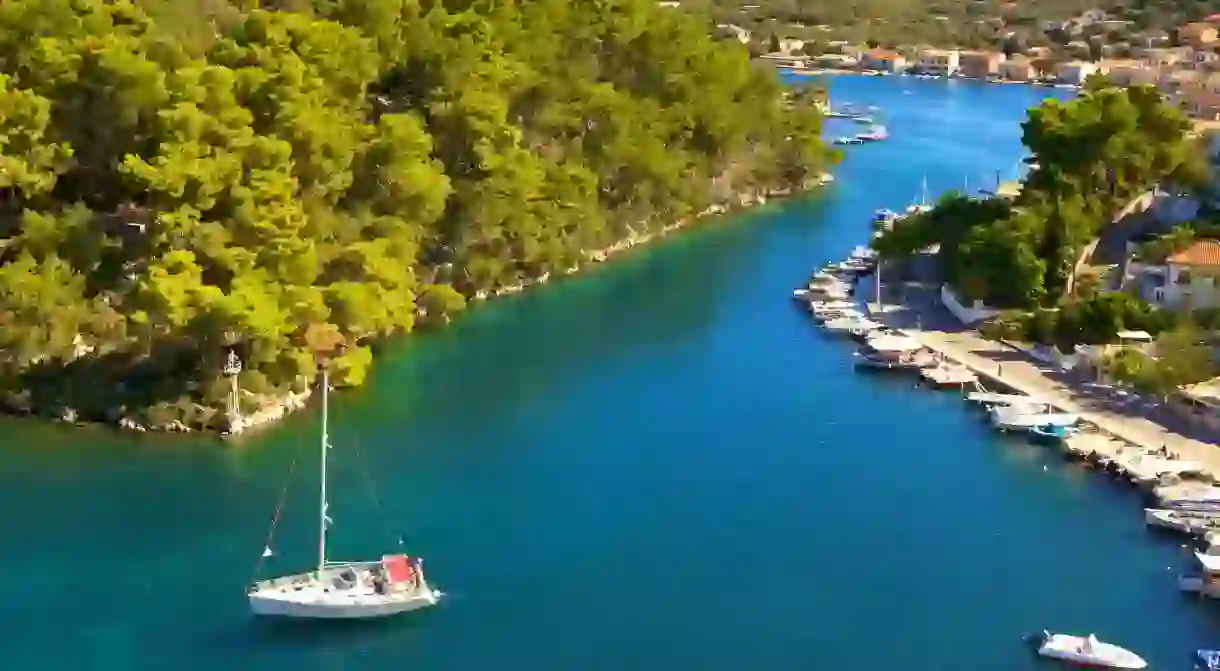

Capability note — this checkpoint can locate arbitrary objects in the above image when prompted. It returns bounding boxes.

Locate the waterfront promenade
[868,289,1220,475]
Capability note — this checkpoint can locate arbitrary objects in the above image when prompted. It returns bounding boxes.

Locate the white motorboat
[872,209,898,228]
[248,363,443,619]
[857,125,888,142]
[854,349,935,370]
[1145,508,1220,535]
[812,306,862,320]
[822,316,882,334]
[848,245,876,261]
[1145,508,1220,531]
[812,310,861,325]
[964,391,1034,407]
[808,270,844,285]
[837,259,872,274]
[989,403,1078,431]
[1030,631,1147,669]
[809,285,850,301]
[864,332,923,354]
[1180,549,1220,597]
[919,363,978,388]
[795,280,849,301]
[809,300,856,312]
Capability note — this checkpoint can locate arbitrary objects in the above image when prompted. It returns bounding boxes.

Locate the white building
[916,49,959,76]
[1144,240,1220,310]
[1056,60,1101,85]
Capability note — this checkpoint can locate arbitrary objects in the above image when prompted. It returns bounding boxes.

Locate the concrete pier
[866,301,1220,478]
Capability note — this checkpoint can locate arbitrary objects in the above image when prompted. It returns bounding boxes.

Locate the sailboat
[247,366,442,619]
[904,176,931,216]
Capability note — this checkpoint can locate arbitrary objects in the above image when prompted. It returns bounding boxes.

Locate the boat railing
[249,572,316,593]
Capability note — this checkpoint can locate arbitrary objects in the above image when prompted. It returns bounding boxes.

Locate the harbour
[3,74,1219,671]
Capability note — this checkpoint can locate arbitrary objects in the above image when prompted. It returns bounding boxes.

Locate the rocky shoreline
[27,174,833,438]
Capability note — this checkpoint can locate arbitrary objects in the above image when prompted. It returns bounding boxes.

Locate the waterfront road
[869,282,1220,474]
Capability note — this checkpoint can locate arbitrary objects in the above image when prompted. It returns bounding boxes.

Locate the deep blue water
[2,75,1217,670]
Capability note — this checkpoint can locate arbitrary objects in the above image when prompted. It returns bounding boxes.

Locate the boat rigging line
[249,443,301,584]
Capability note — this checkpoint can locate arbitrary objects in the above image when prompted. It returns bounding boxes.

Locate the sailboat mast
[875,258,882,310]
[318,367,329,576]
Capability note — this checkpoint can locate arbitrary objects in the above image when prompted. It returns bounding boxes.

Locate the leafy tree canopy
[0,0,833,428]
[875,84,1198,311]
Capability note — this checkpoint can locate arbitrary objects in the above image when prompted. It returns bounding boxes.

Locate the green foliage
[1137,224,1197,263]
[1105,324,1217,396]
[989,292,1176,351]
[875,84,1197,309]
[0,0,832,427]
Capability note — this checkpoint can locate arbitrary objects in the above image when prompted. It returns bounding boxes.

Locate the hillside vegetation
[874,82,1206,310]
[0,0,832,430]
[698,0,1220,51]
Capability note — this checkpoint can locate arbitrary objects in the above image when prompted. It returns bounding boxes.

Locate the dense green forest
[0,0,833,430]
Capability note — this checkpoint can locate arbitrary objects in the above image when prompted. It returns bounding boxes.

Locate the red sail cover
[383,555,415,583]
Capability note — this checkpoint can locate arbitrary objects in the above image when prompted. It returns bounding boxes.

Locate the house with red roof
[860,49,906,73]
[1148,240,1220,310]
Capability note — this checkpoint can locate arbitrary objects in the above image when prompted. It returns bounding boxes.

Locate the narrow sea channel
[1,75,1216,670]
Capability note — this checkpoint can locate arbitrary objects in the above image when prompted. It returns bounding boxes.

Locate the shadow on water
[237,611,430,649]
[336,203,808,428]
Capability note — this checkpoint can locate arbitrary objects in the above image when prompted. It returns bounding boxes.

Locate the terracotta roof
[1168,239,1220,266]
[866,49,900,59]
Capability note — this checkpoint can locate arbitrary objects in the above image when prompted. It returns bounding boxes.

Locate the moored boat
[248,361,443,619]
[1195,648,1220,670]
[1028,423,1079,446]
[919,363,978,389]
[1180,549,1220,597]
[1028,631,1146,670]
[989,404,1078,431]
[965,390,1034,408]
[822,315,883,335]
[1164,500,1220,513]
[1145,508,1220,534]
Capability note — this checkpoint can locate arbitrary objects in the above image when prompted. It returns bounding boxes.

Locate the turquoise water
[3,76,1217,670]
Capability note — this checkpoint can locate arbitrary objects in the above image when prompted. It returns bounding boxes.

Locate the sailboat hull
[249,589,440,619]
[249,565,441,619]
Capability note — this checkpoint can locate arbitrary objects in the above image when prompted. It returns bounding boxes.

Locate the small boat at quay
[836,258,873,275]
[1145,508,1220,534]
[1028,423,1080,446]
[811,306,862,321]
[989,403,1078,431]
[872,209,899,228]
[848,245,876,262]
[809,300,858,313]
[1180,549,1220,598]
[1154,484,1220,507]
[821,315,883,335]
[1028,631,1147,670]
[793,278,851,302]
[919,363,978,389]
[965,390,1035,408]
[1163,500,1220,513]
[804,285,851,302]
[854,348,935,371]
[1194,649,1220,671]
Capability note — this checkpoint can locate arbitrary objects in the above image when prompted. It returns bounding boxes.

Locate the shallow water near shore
[3,75,1218,670]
